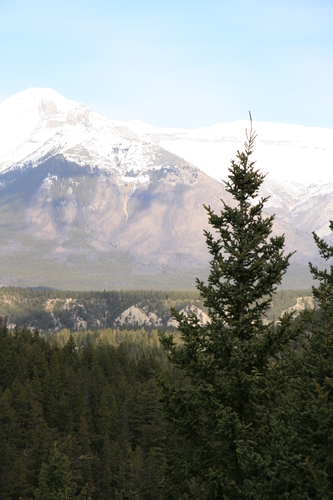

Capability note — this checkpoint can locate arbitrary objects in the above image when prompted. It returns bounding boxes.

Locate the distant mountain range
[0,88,332,290]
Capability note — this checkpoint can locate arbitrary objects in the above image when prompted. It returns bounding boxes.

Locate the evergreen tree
[34,445,90,500]
[308,222,333,352]
[276,221,333,498]
[159,119,297,498]
[298,223,333,497]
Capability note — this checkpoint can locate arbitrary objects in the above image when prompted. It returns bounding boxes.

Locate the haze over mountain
[0,88,332,290]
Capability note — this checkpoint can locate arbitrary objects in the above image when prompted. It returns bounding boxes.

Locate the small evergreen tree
[34,445,90,500]
[159,118,296,498]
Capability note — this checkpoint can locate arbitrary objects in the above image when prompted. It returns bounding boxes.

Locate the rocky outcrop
[281,296,315,318]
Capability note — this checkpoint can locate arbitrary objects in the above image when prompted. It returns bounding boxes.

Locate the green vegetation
[0,321,174,499]
[159,122,297,497]
[0,286,311,333]
[157,124,333,498]
[1,126,333,498]
[267,222,333,498]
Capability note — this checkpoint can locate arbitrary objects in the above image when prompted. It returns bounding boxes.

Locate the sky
[0,0,332,129]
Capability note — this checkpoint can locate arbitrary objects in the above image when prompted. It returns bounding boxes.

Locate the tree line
[0,286,311,333]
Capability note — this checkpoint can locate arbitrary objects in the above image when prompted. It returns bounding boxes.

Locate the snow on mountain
[0,88,171,185]
[1,87,333,241]
[1,88,332,187]
[0,88,332,289]
[125,120,333,184]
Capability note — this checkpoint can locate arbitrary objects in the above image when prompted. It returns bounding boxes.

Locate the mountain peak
[0,88,332,289]
[0,88,189,181]
[1,88,333,184]
[0,88,104,171]
[1,87,83,113]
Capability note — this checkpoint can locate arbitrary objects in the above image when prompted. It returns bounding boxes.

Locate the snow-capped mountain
[123,119,333,185]
[0,88,178,187]
[0,88,332,290]
[1,88,332,184]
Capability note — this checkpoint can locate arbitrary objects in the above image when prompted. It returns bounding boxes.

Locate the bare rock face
[0,153,229,288]
[114,306,163,327]
[114,302,209,328]
[167,305,209,327]
[0,153,322,289]
[281,296,315,319]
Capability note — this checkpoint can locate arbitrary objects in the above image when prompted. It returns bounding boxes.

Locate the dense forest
[0,321,173,499]
[0,302,332,499]
[1,126,332,499]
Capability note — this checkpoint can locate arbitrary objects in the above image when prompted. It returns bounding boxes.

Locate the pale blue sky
[0,0,332,128]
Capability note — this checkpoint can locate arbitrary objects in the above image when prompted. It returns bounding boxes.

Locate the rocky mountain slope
[0,88,332,289]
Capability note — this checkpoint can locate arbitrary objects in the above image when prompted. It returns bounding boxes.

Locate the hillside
[0,287,313,333]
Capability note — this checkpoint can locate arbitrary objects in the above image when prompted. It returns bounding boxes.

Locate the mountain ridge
[0,88,332,289]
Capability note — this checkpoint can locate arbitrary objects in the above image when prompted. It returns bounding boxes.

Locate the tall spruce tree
[159,118,297,499]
